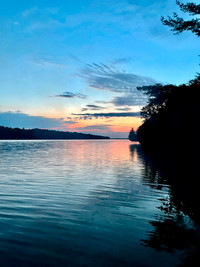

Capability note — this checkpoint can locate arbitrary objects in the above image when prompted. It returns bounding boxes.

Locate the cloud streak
[80,62,154,108]
[75,124,112,131]
[111,94,147,106]
[111,57,133,65]
[81,63,156,93]
[81,104,105,111]
[55,92,87,99]
[72,112,140,119]
[29,56,66,68]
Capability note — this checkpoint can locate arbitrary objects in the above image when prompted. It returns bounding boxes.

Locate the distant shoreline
[0,126,110,140]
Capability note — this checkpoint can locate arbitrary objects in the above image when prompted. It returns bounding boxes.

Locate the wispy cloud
[111,94,147,106]
[111,57,133,65]
[21,7,38,18]
[29,56,66,68]
[72,112,140,119]
[81,104,105,112]
[80,63,156,93]
[25,19,64,32]
[79,62,153,109]
[115,107,132,111]
[17,0,183,44]
[55,92,87,99]
[19,6,63,32]
[75,124,112,131]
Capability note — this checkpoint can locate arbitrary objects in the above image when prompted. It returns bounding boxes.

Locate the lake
[0,140,197,266]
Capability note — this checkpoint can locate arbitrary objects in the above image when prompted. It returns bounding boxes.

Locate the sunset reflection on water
[0,140,186,266]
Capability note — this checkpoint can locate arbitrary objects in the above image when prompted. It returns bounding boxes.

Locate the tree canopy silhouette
[161,0,200,37]
[137,83,175,120]
[128,128,137,141]
[137,74,200,121]
[137,74,200,178]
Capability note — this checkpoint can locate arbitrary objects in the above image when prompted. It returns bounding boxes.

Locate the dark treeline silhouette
[137,75,200,179]
[0,126,110,140]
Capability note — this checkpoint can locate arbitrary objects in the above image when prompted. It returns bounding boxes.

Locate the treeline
[137,75,200,178]
[0,126,110,140]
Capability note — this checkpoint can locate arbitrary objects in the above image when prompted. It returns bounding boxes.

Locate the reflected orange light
[57,140,140,165]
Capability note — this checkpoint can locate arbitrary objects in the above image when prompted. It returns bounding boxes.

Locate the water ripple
[0,140,181,266]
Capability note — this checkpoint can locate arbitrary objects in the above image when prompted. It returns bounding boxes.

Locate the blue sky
[0,0,199,138]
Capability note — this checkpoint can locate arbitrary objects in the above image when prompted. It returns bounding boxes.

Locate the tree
[137,83,175,120]
[128,128,137,141]
[161,0,200,37]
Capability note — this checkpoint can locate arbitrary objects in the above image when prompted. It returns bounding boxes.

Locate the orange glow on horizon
[32,109,143,136]
[67,116,143,133]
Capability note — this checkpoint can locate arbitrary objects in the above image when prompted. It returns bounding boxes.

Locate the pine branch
[161,15,200,36]
[176,0,200,15]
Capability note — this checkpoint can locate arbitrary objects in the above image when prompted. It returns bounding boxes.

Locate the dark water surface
[0,140,197,266]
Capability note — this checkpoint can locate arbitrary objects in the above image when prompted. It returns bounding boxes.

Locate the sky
[0,0,199,138]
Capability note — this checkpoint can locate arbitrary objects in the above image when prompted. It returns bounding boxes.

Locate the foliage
[137,74,200,168]
[161,0,200,37]
[137,84,175,119]
[128,128,137,141]
[137,73,200,120]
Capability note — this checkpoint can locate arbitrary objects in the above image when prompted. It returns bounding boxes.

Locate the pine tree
[161,1,200,37]
[128,128,137,142]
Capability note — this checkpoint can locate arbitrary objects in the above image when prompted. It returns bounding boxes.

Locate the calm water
[0,140,197,266]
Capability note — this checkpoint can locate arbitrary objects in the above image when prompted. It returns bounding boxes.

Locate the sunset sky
[0,0,199,138]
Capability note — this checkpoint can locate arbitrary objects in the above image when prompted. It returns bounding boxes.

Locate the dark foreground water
[0,140,198,266]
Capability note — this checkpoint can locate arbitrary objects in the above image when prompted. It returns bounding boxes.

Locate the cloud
[80,62,150,108]
[111,93,147,106]
[55,92,87,99]
[80,63,156,93]
[115,107,132,111]
[17,0,185,47]
[0,111,76,129]
[72,112,140,119]
[95,100,110,104]
[21,7,38,18]
[111,57,133,65]
[86,104,104,109]
[29,56,66,68]
[81,108,88,112]
[20,7,63,32]
[75,124,112,131]
[25,19,64,32]
[81,104,105,112]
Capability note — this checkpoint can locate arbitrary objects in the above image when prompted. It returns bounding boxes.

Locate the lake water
[0,140,197,266]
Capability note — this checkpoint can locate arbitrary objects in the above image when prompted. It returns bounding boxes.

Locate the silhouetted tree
[138,74,200,121]
[137,74,200,180]
[137,84,175,120]
[161,1,200,37]
[128,128,137,141]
